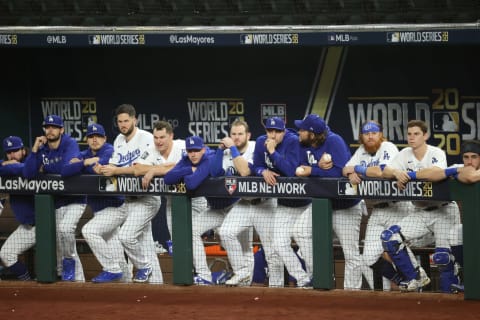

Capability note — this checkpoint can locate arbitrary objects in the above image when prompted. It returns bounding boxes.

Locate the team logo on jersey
[224,177,237,195]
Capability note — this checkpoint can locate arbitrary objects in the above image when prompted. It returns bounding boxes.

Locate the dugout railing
[1,175,478,300]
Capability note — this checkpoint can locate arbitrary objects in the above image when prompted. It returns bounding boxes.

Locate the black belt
[423,202,450,211]
[373,201,397,209]
[250,198,263,205]
[126,195,141,200]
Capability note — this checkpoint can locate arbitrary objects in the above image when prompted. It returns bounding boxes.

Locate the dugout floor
[0,281,478,320]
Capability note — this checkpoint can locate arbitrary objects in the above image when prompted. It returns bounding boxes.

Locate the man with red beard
[342,121,424,290]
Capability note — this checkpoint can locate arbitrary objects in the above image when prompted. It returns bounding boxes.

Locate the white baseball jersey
[136,139,186,166]
[346,141,399,168]
[389,144,447,208]
[222,141,255,173]
[389,145,447,171]
[109,128,153,167]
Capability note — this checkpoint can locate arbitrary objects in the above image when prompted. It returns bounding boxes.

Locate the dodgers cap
[185,136,204,150]
[43,114,64,128]
[264,117,285,131]
[86,123,106,137]
[294,114,326,134]
[3,136,24,152]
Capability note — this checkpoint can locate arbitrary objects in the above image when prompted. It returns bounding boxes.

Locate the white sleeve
[108,136,122,165]
[388,149,409,170]
[345,147,362,166]
[429,146,447,169]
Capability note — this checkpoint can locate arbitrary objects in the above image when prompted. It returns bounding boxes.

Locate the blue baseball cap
[86,123,106,137]
[43,114,64,128]
[3,136,24,152]
[361,121,381,134]
[264,117,285,131]
[294,114,326,134]
[185,136,204,150]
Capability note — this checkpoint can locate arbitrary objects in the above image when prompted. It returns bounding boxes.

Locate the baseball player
[98,104,162,284]
[253,116,311,288]
[164,136,217,285]
[211,119,258,286]
[294,114,365,290]
[0,136,34,280]
[342,120,413,290]
[382,120,460,292]
[133,120,185,248]
[62,123,131,283]
[23,115,87,282]
[404,139,480,293]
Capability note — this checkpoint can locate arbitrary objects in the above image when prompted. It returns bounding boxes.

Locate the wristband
[407,171,417,180]
[444,167,458,177]
[354,165,367,175]
[230,146,240,158]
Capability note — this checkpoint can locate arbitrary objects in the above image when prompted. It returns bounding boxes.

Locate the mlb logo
[99,177,117,192]
[433,111,459,132]
[387,32,400,43]
[89,35,101,45]
[337,181,357,196]
[327,33,336,42]
[241,34,253,45]
[224,177,237,195]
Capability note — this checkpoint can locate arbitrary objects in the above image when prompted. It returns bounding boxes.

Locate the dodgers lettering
[118,149,141,166]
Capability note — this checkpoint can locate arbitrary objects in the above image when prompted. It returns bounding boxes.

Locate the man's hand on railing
[98,164,117,176]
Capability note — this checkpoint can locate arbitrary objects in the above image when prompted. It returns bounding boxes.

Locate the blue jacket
[165,148,235,209]
[253,129,300,177]
[23,134,86,209]
[62,143,124,213]
[253,129,310,207]
[301,130,360,210]
[0,160,35,225]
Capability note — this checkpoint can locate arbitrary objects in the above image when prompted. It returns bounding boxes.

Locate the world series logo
[225,177,237,195]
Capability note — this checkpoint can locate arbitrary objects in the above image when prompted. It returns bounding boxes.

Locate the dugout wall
[0,24,479,300]
[0,25,479,165]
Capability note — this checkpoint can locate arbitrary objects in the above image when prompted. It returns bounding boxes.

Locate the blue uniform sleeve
[60,137,82,177]
[96,144,114,165]
[83,144,114,174]
[269,133,300,177]
[184,156,211,190]
[22,151,43,178]
[0,162,24,176]
[253,136,268,176]
[209,148,225,177]
[310,134,351,177]
[164,155,211,190]
[61,160,84,177]
[164,157,196,185]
